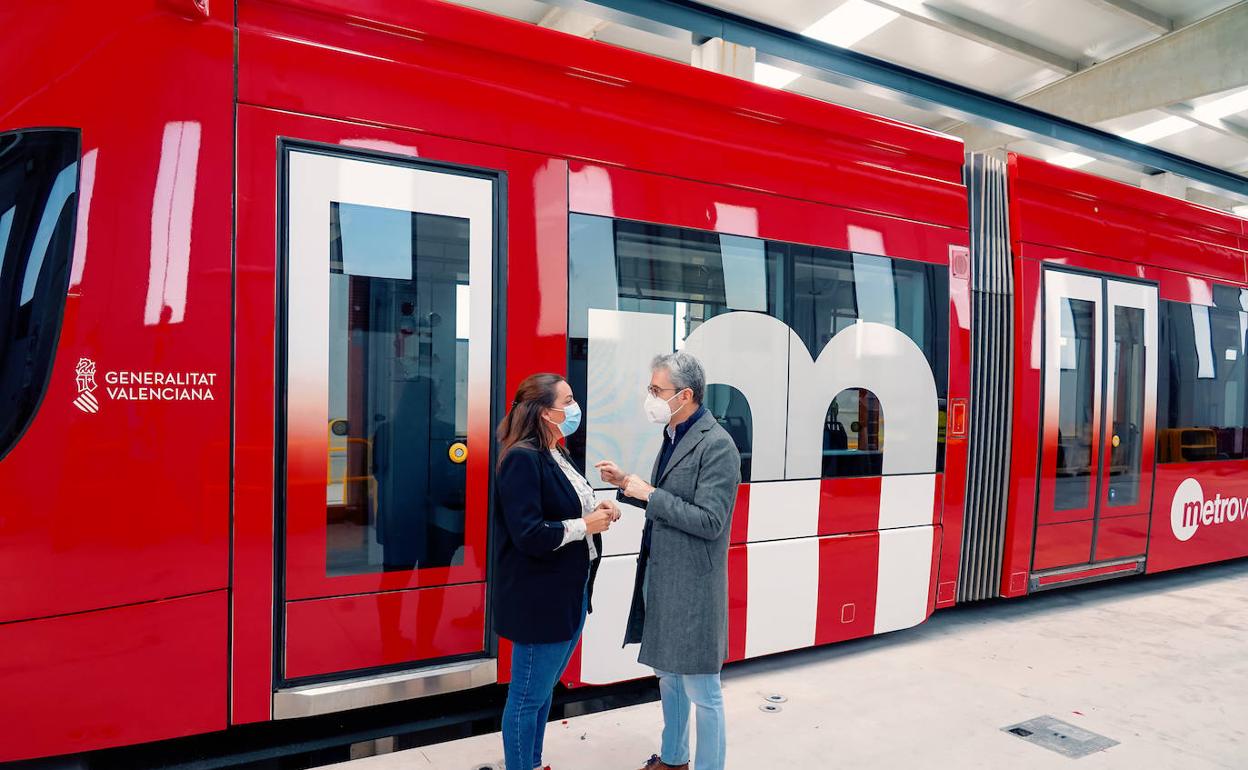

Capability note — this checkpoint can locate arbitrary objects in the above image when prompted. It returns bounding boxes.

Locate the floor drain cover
[1002,716,1118,759]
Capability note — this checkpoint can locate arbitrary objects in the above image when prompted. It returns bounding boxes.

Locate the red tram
[1,0,1245,761]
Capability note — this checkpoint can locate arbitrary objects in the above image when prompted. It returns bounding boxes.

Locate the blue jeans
[655,669,726,770]
[502,592,587,770]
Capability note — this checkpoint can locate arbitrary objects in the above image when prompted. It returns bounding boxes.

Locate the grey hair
[651,350,706,404]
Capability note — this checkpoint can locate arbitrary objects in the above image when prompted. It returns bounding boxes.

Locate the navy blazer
[492,442,602,644]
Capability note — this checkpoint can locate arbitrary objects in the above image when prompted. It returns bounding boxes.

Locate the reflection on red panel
[1032,521,1094,570]
[1093,514,1149,561]
[0,592,227,763]
[814,532,878,645]
[1148,461,1248,573]
[284,584,485,679]
[818,476,881,535]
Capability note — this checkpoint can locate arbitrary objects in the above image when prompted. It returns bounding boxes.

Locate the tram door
[278,144,498,686]
[1033,269,1158,578]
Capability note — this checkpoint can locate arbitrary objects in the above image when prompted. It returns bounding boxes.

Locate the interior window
[1158,286,1248,463]
[325,203,471,575]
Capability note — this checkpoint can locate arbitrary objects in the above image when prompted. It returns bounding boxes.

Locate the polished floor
[330,558,1248,769]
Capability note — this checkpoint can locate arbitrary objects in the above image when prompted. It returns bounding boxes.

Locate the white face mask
[644,391,682,425]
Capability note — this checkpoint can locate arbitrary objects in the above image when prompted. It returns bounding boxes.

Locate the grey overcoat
[622,410,741,674]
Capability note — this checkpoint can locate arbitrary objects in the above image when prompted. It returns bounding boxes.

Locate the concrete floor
[330,559,1248,770]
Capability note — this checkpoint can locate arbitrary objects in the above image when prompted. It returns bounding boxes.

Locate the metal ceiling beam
[1082,0,1173,33]
[949,1,1248,150]
[569,0,1248,198]
[859,0,1083,74]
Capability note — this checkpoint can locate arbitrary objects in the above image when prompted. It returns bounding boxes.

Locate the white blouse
[549,449,599,561]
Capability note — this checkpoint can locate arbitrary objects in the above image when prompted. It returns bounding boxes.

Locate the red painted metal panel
[238,1,965,230]
[0,1,233,624]
[1001,258,1043,596]
[726,544,749,662]
[284,584,485,679]
[1032,521,1095,571]
[0,2,235,759]
[1092,514,1149,562]
[0,591,228,763]
[729,485,751,545]
[1009,154,1248,284]
[937,243,973,605]
[233,104,282,724]
[814,532,879,645]
[1148,461,1248,573]
[818,476,881,535]
[568,163,965,264]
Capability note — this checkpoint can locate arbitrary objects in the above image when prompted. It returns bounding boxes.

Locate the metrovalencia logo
[1170,477,1248,542]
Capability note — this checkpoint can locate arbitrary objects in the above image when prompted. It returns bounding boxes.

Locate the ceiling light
[1051,152,1095,169]
[1119,115,1196,144]
[1193,89,1248,122]
[804,0,899,48]
[754,62,801,89]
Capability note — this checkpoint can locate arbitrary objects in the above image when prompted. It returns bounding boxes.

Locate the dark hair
[497,373,565,466]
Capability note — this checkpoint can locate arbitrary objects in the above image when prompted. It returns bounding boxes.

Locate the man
[596,351,741,770]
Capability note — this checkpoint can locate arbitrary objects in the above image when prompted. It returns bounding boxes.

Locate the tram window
[1107,306,1145,506]
[1051,298,1098,509]
[568,213,948,480]
[705,383,753,480]
[790,244,948,475]
[1158,287,1248,463]
[822,388,883,477]
[567,214,781,481]
[326,203,470,575]
[0,129,78,461]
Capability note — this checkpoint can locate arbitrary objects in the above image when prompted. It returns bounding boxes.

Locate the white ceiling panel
[929,0,1158,63]
[854,14,1062,96]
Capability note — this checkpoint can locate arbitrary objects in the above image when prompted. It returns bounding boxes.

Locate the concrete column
[1141,171,1190,200]
[691,37,756,80]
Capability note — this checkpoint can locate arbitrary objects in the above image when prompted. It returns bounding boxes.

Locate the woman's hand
[583,508,613,535]
[594,498,621,522]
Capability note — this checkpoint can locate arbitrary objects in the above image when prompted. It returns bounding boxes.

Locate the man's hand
[595,459,629,489]
[594,498,622,522]
[623,473,655,502]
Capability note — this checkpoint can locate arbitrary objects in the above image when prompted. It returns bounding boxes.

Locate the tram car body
[0,0,1245,761]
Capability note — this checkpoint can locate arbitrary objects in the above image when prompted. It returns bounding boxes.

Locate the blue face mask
[551,401,582,437]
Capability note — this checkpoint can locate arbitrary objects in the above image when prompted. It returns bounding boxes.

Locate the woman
[494,373,619,770]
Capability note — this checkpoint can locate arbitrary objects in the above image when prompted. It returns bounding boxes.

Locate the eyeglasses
[646,386,682,398]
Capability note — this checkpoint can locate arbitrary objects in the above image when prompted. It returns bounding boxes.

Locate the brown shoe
[639,754,689,770]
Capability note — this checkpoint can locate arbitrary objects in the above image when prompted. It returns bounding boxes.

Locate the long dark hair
[497,373,565,466]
